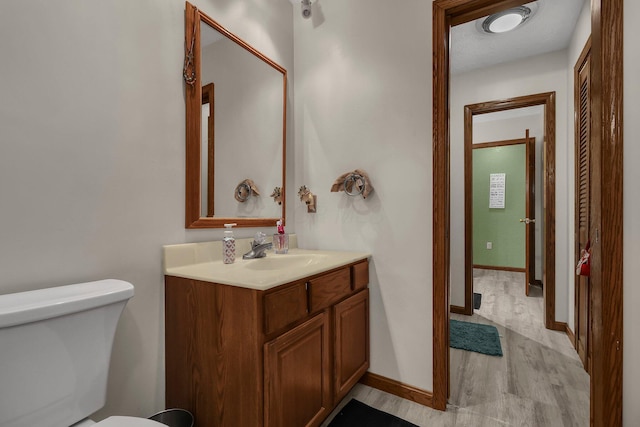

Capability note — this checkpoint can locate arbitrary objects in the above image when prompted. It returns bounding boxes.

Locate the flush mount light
[482,6,531,34]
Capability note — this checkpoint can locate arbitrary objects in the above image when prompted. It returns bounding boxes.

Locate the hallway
[322,269,590,426]
[448,269,589,425]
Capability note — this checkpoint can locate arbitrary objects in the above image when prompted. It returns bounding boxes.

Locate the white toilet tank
[0,279,134,427]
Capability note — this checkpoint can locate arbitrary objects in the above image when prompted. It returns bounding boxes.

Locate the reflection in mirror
[201,20,283,219]
[202,83,214,217]
[185,2,287,228]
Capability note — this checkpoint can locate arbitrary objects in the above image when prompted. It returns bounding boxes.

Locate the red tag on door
[576,240,591,277]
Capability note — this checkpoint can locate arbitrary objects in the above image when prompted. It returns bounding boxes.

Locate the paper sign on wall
[489,173,506,208]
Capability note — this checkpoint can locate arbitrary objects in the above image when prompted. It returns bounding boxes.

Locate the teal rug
[450,319,503,356]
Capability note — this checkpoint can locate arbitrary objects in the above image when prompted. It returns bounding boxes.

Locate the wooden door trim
[432,1,623,424]
[525,130,535,295]
[589,1,623,425]
[472,138,530,149]
[202,83,215,217]
[463,95,554,321]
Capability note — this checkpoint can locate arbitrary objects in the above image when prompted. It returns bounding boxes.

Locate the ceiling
[450,0,587,75]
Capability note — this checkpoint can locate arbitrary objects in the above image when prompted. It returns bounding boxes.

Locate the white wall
[450,50,570,321]
[293,0,433,390]
[624,0,640,424]
[0,0,293,420]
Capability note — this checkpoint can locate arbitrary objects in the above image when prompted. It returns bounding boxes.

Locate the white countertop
[163,237,370,291]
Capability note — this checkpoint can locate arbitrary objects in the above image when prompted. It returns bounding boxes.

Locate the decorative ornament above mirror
[184,1,287,228]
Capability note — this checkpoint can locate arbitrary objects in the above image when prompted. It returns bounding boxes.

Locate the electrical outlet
[486,242,492,250]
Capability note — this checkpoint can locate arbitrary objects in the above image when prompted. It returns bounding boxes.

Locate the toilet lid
[94,416,166,426]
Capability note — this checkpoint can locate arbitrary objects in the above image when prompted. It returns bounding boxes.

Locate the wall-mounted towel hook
[235,179,260,202]
[298,185,316,213]
[270,186,283,205]
[330,169,374,199]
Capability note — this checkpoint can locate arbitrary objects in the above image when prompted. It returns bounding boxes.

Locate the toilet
[0,279,167,427]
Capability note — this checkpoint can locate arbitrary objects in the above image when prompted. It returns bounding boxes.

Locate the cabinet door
[334,289,369,402]
[264,312,331,427]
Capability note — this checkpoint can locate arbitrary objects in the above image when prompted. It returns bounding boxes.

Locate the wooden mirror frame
[184,1,287,228]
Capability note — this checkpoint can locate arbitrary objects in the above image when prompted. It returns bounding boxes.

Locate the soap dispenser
[273,219,289,254]
[223,223,237,264]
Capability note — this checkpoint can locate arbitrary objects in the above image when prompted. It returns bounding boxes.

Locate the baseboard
[550,320,567,332]
[450,305,466,315]
[565,323,576,348]
[473,264,526,272]
[360,372,433,408]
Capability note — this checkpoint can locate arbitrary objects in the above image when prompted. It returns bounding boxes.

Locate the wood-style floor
[322,269,590,426]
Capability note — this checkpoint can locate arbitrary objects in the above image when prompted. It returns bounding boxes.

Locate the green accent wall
[473,144,526,269]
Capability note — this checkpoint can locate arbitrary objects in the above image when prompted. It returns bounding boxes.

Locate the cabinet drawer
[351,260,369,291]
[308,268,351,313]
[264,282,308,335]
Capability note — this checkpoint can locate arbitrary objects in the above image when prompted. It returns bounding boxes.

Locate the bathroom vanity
[163,238,370,427]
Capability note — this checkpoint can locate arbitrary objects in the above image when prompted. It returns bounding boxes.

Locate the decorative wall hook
[183,6,198,86]
[235,179,260,202]
[270,186,283,205]
[298,185,317,213]
[330,169,374,199]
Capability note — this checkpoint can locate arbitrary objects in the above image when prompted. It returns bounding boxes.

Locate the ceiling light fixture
[482,6,531,34]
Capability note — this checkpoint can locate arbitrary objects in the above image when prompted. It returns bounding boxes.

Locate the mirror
[184,2,286,228]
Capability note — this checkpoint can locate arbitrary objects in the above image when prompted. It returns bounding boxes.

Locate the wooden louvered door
[574,39,591,372]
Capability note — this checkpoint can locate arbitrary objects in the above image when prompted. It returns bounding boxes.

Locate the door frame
[525,129,535,294]
[202,82,215,217]
[432,1,624,425]
[462,98,553,316]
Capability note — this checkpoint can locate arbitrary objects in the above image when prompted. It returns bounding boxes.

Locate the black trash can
[148,408,194,427]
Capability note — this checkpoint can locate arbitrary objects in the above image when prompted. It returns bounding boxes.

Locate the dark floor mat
[328,399,419,427]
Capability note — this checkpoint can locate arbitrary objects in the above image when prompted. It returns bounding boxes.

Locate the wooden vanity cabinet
[264,312,331,427]
[165,259,369,427]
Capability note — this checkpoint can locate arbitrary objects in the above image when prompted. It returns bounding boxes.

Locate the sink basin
[243,254,328,271]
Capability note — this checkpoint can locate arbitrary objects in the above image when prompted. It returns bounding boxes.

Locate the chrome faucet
[242,241,273,259]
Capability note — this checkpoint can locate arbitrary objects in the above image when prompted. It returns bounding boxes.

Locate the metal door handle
[519,218,536,224]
